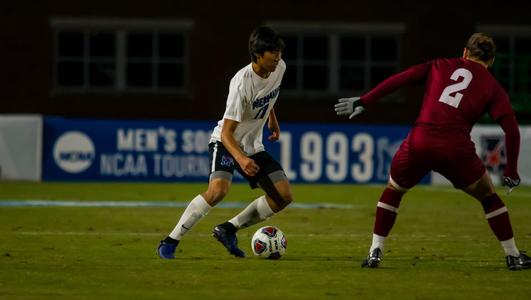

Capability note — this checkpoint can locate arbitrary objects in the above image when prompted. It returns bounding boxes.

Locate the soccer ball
[251,226,287,259]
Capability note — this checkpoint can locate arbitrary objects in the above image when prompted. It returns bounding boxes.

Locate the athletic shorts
[208,141,286,189]
[390,127,485,189]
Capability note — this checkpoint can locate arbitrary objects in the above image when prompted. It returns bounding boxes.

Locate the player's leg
[440,148,529,270]
[228,151,292,228]
[462,171,530,270]
[363,141,428,268]
[262,176,293,212]
[166,178,229,240]
[213,152,292,257]
[362,180,409,268]
[228,172,292,229]
[158,178,229,259]
[207,174,249,258]
[365,180,407,260]
[158,142,234,259]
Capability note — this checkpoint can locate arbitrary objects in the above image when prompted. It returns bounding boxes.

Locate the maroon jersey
[362,57,514,134]
[360,57,519,188]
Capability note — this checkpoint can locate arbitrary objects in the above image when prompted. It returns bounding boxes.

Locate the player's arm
[335,62,432,118]
[496,114,521,188]
[361,62,431,106]
[267,108,280,142]
[220,77,259,176]
[490,85,521,189]
[221,118,259,176]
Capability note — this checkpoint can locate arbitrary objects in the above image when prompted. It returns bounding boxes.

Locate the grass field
[0,182,530,300]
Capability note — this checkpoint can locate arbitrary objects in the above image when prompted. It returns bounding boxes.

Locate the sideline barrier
[41,117,530,184]
[0,115,42,181]
[42,117,416,183]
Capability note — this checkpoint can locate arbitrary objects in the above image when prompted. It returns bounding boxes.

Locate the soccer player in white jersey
[158,26,293,258]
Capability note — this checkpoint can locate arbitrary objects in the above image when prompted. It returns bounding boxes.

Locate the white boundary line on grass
[413,186,531,198]
[358,184,531,198]
[15,231,367,237]
[14,231,456,240]
[0,200,353,209]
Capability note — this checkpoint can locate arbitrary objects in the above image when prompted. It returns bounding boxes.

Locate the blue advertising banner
[262,123,424,183]
[43,118,216,182]
[43,117,428,184]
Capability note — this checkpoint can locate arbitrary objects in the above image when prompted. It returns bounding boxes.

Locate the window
[340,35,399,90]
[271,23,403,95]
[52,19,192,93]
[57,31,116,88]
[126,32,185,88]
[478,25,531,113]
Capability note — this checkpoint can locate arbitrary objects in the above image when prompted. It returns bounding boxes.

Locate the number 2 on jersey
[438,68,473,108]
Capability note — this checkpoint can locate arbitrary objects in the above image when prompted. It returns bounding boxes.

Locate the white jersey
[210,59,286,155]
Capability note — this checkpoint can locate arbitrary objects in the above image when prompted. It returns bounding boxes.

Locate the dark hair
[466,33,496,62]
[248,26,285,62]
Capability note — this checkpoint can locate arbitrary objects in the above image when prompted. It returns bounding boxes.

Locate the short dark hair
[466,33,496,63]
[248,26,285,62]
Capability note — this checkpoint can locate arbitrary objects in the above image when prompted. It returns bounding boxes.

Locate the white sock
[501,238,520,257]
[169,195,212,240]
[229,195,275,229]
[369,234,386,253]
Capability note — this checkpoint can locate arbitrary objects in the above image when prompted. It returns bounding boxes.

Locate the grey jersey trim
[210,170,233,182]
[268,170,288,183]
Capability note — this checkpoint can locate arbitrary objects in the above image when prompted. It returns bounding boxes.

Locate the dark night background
[1,0,530,124]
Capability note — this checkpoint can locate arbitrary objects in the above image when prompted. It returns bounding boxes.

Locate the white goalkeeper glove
[334,97,365,119]
[503,176,520,194]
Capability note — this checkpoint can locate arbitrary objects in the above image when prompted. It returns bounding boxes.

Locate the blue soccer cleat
[157,239,179,259]
[212,225,245,258]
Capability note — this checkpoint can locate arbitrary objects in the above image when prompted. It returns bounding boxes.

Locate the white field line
[0,200,353,209]
[13,231,455,240]
[411,186,531,198]
[14,231,368,238]
[335,184,531,198]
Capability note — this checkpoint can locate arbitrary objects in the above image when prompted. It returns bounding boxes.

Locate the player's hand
[334,97,365,119]
[238,156,260,177]
[268,126,280,142]
[504,176,520,188]
[502,171,520,194]
[267,116,280,142]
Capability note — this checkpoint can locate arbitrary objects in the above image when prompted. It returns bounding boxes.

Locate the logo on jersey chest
[252,87,280,110]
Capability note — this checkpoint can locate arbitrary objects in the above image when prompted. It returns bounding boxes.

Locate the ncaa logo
[53,131,95,173]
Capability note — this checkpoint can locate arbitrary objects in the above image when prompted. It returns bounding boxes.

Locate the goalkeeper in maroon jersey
[335,33,530,270]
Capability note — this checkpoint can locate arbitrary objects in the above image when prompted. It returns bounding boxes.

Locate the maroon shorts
[390,127,485,189]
